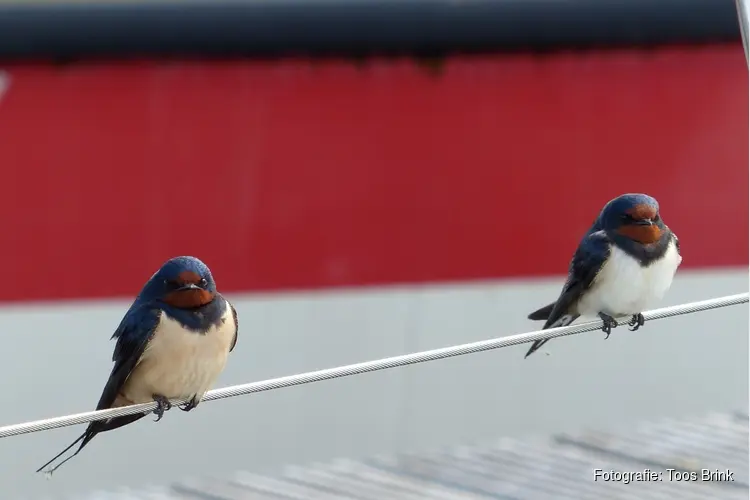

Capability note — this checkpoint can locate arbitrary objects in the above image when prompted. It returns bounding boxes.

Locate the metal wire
[736,0,750,64]
[0,292,746,439]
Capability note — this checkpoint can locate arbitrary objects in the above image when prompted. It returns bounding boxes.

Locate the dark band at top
[0,0,741,60]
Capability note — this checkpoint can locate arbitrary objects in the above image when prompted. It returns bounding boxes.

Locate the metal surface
[1,292,746,441]
[79,411,749,499]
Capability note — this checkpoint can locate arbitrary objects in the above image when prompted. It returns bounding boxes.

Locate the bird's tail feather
[524,313,580,358]
[527,302,556,321]
[35,427,97,475]
[36,412,146,475]
[524,340,548,359]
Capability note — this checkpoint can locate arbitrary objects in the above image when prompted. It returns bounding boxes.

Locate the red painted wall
[0,44,746,302]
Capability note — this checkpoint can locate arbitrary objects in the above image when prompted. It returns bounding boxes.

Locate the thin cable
[0,292,746,439]
[736,0,750,64]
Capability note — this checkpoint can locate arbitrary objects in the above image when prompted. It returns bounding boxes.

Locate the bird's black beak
[177,283,201,291]
[634,219,653,226]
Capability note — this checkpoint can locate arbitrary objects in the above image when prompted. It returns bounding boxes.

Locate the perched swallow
[37,256,238,474]
[524,193,681,358]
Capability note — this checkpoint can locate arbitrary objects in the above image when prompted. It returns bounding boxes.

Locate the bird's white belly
[121,306,236,405]
[578,241,681,317]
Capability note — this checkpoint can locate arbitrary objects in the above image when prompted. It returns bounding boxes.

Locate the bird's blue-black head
[140,256,217,309]
[597,193,665,244]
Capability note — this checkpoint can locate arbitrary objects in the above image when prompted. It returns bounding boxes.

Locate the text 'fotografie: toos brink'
[594,468,735,484]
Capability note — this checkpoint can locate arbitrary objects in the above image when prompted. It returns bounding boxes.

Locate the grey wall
[0,268,746,498]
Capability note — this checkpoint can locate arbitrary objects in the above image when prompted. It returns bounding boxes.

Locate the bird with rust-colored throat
[37,256,238,474]
[525,193,681,358]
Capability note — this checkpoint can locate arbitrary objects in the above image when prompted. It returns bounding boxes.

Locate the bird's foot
[598,313,618,339]
[152,395,172,422]
[628,313,645,332]
[179,398,199,412]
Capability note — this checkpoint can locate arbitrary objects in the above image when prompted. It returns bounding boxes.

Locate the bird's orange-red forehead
[177,271,202,284]
[626,203,658,220]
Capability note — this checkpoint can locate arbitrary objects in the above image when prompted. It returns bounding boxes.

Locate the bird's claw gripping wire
[628,313,645,331]
[598,313,618,339]
[179,399,198,412]
[152,395,172,422]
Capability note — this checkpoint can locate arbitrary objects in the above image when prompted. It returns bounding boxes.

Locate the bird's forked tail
[524,310,580,359]
[35,425,98,476]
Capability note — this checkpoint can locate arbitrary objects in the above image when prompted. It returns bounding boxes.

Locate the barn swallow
[36,256,238,474]
[524,193,681,358]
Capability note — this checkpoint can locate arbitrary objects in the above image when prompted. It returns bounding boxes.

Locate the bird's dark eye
[653,214,660,222]
[199,278,208,287]
[620,213,632,222]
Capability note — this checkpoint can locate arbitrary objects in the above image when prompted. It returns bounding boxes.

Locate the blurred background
[0,0,747,498]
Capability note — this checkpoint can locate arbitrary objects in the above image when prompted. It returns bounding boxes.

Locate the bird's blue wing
[543,230,612,329]
[34,303,162,474]
[94,302,161,412]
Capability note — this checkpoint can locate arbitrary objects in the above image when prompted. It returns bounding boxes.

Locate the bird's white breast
[577,239,682,317]
[120,303,236,405]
